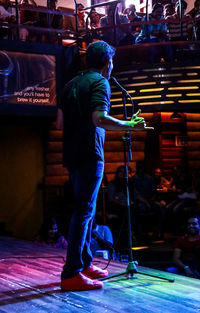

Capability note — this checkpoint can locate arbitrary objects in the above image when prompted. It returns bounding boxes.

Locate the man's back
[61,70,110,168]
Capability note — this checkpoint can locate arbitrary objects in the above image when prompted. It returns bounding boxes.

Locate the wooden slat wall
[45,122,68,187]
[186,113,200,171]
[44,113,152,187]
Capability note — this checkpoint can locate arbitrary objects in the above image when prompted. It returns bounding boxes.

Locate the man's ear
[101,61,109,77]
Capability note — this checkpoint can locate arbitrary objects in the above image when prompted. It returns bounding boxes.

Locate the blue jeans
[61,161,104,279]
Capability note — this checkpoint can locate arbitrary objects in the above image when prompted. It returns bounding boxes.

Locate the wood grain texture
[0,236,200,313]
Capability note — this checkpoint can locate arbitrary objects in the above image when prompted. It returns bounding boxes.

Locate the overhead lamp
[170,112,182,119]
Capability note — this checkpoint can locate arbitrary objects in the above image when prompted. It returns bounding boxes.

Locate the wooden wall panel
[186,113,200,172]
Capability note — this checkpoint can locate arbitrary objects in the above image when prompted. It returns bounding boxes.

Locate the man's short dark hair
[152,3,163,12]
[86,41,115,69]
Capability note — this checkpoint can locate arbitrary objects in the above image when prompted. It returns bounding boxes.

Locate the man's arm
[92,109,154,131]
[173,248,194,277]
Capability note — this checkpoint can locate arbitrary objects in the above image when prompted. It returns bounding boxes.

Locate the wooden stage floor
[0,236,200,313]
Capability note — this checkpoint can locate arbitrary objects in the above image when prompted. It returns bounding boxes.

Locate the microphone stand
[98,77,174,283]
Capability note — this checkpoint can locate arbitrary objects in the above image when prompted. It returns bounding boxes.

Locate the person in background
[163,3,174,19]
[77,2,86,31]
[167,216,200,278]
[100,2,134,46]
[35,217,68,249]
[38,0,63,43]
[127,4,142,35]
[131,160,165,240]
[136,3,168,43]
[153,168,171,190]
[0,0,16,38]
[135,3,172,62]
[20,0,38,41]
[90,219,114,258]
[89,9,101,40]
[192,0,200,40]
[165,0,193,41]
[165,165,197,234]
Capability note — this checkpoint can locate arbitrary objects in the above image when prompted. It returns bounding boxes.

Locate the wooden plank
[188,160,200,168]
[46,164,68,176]
[187,141,200,149]
[44,176,69,186]
[105,151,144,162]
[186,113,200,121]
[104,141,145,152]
[104,161,136,173]
[187,151,200,160]
[187,132,200,140]
[186,122,200,131]
[49,130,63,141]
[46,153,63,164]
[105,131,146,141]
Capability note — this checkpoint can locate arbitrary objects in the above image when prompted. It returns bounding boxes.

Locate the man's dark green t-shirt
[60,70,111,168]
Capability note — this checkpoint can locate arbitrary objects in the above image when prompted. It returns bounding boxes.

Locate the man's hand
[129,109,154,131]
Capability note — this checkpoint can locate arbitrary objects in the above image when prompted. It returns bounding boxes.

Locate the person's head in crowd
[136,160,146,177]
[90,10,100,27]
[49,0,57,10]
[175,0,187,16]
[115,165,125,181]
[77,3,85,19]
[186,216,200,237]
[151,3,164,20]
[129,4,136,13]
[39,217,60,243]
[164,3,174,18]
[127,4,137,20]
[86,41,115,79]
[194,0,200,11]
[154,168,162,179]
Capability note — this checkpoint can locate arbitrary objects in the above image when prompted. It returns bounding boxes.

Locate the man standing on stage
[56,40,153,291]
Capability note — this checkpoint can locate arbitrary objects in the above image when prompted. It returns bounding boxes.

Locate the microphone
[110,76,132,99]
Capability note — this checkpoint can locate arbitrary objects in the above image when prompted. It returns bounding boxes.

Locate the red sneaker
[82,264,109,279]
[61,272,103,291]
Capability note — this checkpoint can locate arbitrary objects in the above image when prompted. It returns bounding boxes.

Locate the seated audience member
[20,0,38,41]
[164,3,174,19]
[100,2,134,46]
[90,10,100,29]
[165,0,193,41]
[107,166,128,218]
[192,0,200,40]
[166,165,197,233]
[0,0,16,38]
[136,3,168,43]
[38,0,63,43]
[131,160,165,240]
[127,4,142,34]
[167,216,200,278]
[35,217,68,249]
[90,219,114,259]
[77,2,86,31]
[153,168,171,190]
[89,10,101,40]
[107,165,132,241]
[20,0,37,24]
